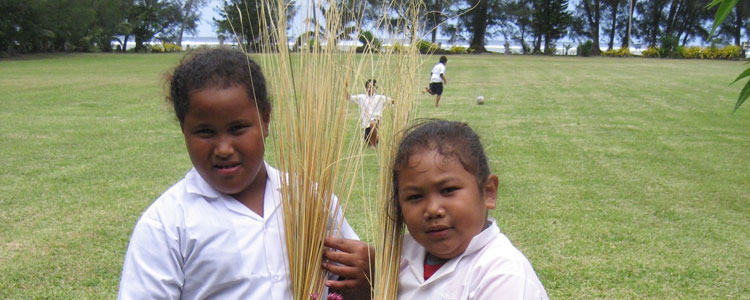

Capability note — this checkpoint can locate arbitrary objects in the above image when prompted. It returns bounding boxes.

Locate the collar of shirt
[183,162,283,222]
[402,218,500,284]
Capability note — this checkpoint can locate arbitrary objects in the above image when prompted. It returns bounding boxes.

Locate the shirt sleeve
[118,216,184,300]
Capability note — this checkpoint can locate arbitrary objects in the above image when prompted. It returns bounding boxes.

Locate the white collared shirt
[430,63,445,83]
[350,93,390,128]
[118,163,358,300]
[398,219,548,300]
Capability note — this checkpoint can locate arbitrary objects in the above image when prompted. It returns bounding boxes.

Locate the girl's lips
[214,163,241,175]
[426,226,451,239]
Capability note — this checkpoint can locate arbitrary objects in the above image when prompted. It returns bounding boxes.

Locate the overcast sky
[192,0,221,37]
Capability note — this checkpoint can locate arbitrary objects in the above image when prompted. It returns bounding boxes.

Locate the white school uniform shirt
[398,219,548,300]
[350,93,390,128]
[430,62,446,83]
[118,163,358,300]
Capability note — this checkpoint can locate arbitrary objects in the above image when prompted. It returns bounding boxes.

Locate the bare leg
[435,95,441,107]
[369,127,378,148]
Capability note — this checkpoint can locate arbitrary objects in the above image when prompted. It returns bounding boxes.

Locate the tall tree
[214,0,295,52]
[423,0,453,43]
[128,0,182,52]
[507,0,534,54]
[531,0,570,54]
[440,0,510,53]
[634,0,668,47]
[176,0,208,48]
[579,0,602,55]
[621,0,635,49]
[467,0,490,52]
[601,0,624,51]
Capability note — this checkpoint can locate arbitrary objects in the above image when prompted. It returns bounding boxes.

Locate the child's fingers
[322,261,360,280]
[324,278,360,290]
[324,248,357,267]
[324,236,355,253]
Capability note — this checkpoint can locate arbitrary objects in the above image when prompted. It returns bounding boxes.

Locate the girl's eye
[230,124,249,134]
[405,194,422,202]
[440,187,458,195]
[193,128,215,137]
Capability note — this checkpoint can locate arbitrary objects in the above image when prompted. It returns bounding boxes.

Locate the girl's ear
[262,113,271,138]
[483,174,499,209]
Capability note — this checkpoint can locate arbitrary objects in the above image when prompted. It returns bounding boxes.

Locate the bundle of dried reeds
[229,0,424,299]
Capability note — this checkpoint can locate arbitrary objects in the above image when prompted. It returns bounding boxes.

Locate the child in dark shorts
[423,56,447,107]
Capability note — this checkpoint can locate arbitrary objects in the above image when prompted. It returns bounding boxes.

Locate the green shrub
[546,44,557,55]
[684,46,702,59]
[659,35,680,58]
[602,48,630,57]
[150,44,164,53]
[577,40,594,57]
[388,42,406,53]
[357,31,381,53]
[642,47,660,58]
[721,45,741,59]
[416,40,440,54]
[163,43,181,53]
[702,46,720,59]
[673,45,686,58]
[448,45,467,54]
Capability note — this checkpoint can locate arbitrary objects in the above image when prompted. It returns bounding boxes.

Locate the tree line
[0,0,204,55]
[1,0,745,56]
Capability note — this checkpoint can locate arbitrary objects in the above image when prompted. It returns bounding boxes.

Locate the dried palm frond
[228,0,424,299]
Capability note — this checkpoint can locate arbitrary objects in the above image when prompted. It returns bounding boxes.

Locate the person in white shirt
[348,79,391,148]
[392,120,549,300]
[422,56,448,107]
[118,48,373,300]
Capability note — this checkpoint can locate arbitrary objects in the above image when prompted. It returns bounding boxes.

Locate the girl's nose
[424,197,445,220]
[214,137,234,158]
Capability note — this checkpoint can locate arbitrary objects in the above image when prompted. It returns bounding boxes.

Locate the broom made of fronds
[229,0,424,299]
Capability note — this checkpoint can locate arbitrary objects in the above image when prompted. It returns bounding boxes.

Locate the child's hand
[322,236,375,295]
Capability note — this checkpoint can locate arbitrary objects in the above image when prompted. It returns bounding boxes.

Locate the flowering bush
[448,45,467,54]
[641,47,660,58]
[602,48,630,57]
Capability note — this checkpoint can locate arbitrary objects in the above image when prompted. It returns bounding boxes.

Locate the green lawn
[1,53,748,299]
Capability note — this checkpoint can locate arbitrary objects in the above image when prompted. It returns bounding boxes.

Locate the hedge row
[640,45,741,59]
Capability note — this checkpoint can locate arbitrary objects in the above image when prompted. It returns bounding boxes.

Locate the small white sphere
[476,95,485,104]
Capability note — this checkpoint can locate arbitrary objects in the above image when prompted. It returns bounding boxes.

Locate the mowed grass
[1,53,749,299]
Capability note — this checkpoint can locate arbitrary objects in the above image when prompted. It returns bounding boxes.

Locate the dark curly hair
[392,120,491,220]
[167,47,270,123]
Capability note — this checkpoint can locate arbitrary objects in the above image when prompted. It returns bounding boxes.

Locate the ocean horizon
[118,36,647,55]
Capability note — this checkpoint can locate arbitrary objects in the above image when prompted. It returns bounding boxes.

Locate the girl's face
[397,149,498,260]
[181,84,269,205]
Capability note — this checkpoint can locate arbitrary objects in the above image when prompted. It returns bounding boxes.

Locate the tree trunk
[648,3,661,47]
[664,0,679,36]
[122,35,129,52]
[582,0,601,55]
[469,0,488,53]
[608,0,618,51]
[177,0,195,48]
[623,0,634,49]
[135,36,145,52]
[430,0,442,44]
[735,4,744,46]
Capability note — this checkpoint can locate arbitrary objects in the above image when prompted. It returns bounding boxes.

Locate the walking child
[348,79,391,148]
[422,56,447,107]
[392,120,548,299]
[118,48,372,300]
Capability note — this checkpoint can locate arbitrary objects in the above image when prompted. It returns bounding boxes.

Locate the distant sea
[123,36,646,55]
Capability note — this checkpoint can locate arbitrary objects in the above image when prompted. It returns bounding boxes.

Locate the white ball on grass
[476,95,485,105]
